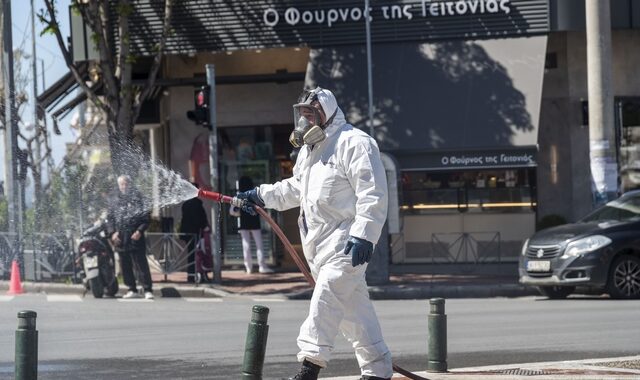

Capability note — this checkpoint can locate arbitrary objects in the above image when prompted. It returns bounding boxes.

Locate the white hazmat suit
[258,88,393,378]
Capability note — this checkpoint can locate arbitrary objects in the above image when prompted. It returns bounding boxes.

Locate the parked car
[519,190,640,299]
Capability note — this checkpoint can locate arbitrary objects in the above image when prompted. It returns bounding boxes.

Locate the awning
[304,36,548,169]
[37,62,89,113]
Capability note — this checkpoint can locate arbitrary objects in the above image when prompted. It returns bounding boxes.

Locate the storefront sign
[440,152,534,168]
[120,0,548,54]
[263,0,512,28]
[396,148,538,170]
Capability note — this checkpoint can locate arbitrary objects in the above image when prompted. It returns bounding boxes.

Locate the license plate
[84,256,98,268]
[527,260,551,272]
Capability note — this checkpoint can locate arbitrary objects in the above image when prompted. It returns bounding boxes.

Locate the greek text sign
[396,148,538,170]
[122,0,548,54]
[264,0,512,28]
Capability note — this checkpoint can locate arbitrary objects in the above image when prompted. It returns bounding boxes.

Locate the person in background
[233,176,274,274]
[108,174,154,299]
[179,182,210,283]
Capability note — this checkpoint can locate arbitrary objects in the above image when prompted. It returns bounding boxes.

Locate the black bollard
[427,298,447,372]
[15,310,38,380]
[241,305,270,379]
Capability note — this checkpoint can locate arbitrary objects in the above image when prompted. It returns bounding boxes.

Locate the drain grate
[495,368,547,376]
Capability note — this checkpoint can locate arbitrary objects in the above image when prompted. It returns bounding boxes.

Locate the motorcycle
[77,220,119,298]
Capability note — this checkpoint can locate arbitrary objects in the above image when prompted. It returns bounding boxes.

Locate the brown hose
[255,206,315,287]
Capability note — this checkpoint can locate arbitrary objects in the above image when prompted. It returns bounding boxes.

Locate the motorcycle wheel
[90,277,104,298]
[106,276,119,297]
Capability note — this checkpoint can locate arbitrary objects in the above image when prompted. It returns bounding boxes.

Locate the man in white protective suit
[235,87,393,380]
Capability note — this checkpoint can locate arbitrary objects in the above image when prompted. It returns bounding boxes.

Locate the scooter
[77,221,119,298]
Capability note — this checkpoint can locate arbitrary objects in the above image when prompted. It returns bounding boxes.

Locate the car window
[581,194,640,222]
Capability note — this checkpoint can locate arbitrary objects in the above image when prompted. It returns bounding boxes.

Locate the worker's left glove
[344,236,373,267]
[235,187,265,216]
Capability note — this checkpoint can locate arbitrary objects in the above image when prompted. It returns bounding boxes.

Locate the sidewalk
[0,268,538,299]
[326,355,640,379]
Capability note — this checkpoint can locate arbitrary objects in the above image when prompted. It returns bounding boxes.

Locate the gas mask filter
[290,89,327,147]
[289,107,326,147]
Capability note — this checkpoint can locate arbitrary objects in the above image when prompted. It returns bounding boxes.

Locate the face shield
[290,91,327,148]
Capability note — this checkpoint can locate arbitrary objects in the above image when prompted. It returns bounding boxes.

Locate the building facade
[53,0,640,269]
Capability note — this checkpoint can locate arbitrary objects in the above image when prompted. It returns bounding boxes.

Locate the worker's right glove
[344,236,373,267]
[235,187,265,216]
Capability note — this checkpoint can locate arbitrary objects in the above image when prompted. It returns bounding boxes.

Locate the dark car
[519,190,640,299]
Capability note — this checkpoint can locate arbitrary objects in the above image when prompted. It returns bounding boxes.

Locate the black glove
[344,236,373,267]
[235,187,265,216]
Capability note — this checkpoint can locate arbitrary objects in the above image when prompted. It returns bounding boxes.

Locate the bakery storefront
[119,0,550,265]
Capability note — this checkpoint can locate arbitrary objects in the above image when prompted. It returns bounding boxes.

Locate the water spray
[198,189,430,380]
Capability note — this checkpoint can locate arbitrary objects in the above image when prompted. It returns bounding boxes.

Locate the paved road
[0,294,638,379]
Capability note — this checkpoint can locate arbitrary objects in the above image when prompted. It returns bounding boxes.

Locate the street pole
[206,64,222,283]
[364,0,374,139]
[31,0,42,226]
[586,0,617,206]
[2,0,21,258]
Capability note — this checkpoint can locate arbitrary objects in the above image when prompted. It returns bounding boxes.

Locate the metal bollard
[241,305,270,380]
[15,310,38,380]
[427,298,447,372]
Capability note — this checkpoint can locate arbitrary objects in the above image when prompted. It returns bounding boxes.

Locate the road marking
[184,297,223,302]
[47,295,83,302]
[0,295,14,302]
[251,298,285,302]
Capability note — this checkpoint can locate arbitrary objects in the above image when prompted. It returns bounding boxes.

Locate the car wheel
[607,254,640,299]
[537,286,575,299]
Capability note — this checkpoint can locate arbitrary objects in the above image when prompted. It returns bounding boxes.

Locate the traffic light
[186,85,211,129]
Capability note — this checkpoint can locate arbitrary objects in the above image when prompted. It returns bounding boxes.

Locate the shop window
[401,169,536,214]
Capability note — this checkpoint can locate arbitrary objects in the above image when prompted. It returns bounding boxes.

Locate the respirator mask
[289,89,326,148]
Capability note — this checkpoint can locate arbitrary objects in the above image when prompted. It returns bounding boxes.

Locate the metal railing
[431,231,502,264]
[0,231,205,282]
[145,232,197,281]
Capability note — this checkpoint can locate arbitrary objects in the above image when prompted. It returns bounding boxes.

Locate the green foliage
[536,214,567,231]
[125,54,138,65]
[30,162,90,235]
[116,3,134,17]
[39,21,59,37]
[0,198,8,231]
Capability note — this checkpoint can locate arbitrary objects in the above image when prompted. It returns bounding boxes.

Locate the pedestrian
[108,174,154,300]
[232,176,274,274]
[236,87,391,380]
[179,182,210,283]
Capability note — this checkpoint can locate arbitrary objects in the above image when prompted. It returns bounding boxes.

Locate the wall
[538,30,640,222]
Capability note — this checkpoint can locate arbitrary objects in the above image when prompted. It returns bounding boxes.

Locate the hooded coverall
[258,89,393,378]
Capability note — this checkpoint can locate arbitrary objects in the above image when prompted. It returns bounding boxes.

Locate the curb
[285,284,539,300]
[0,280,539,299]
[367,284,539,300]
[0,280,229,298]
[324,355,640,379]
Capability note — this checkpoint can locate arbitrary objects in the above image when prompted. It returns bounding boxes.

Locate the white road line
[47,295,83,302]
[251,298,285,302]
[183,297,223,302]
[0,295,15,302]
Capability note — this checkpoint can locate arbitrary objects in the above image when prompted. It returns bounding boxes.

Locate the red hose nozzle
[198,189,223,202]
[198,189,238,205]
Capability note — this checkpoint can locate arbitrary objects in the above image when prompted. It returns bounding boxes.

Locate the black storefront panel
[305,36,547,152]
[114,0,549,54]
